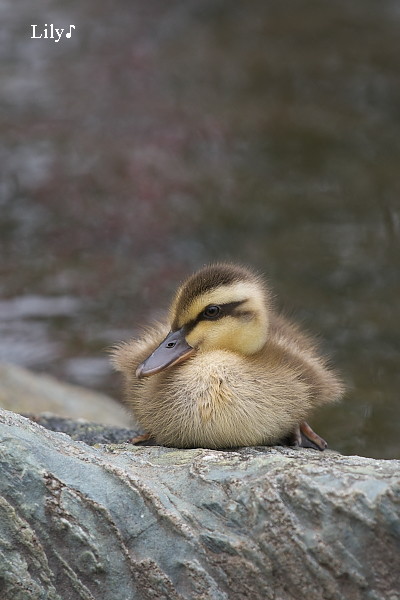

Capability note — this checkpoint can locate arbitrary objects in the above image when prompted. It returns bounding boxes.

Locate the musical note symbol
[66,25,75,39]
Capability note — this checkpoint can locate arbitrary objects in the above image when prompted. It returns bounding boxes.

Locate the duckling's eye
[203,305,221,319]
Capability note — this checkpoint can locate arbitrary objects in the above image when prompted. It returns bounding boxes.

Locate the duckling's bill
[136,328,195,378]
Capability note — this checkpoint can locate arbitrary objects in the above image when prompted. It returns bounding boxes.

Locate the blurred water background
[1,0,399,458]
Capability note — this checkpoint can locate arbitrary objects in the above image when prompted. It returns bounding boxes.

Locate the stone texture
[23,414,145,446]
[0,408,399,600]
[0,363,129,426]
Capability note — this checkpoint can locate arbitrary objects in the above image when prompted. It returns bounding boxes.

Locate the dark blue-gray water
[1,0,399,458]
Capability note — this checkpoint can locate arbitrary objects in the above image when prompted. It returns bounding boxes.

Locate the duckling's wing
[267,312,344,407]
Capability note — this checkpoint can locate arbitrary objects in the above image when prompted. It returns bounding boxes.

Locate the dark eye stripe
[174,300,248,334]
[200,300,244,320]
[194,300,247,327]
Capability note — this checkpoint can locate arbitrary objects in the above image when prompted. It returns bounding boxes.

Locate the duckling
[111,263,343,450]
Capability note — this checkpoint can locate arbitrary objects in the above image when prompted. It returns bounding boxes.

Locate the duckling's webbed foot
[291,421,328,451]
[129,432,157,445]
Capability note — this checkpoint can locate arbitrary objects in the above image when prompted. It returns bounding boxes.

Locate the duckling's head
[136,263,270,378]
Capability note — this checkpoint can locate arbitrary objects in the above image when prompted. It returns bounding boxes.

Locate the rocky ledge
[0,408,399,600]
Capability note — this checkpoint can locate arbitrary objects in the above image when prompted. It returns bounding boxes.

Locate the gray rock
[22,413,143,446]
[0,362,129,426]
[0,408,399,600]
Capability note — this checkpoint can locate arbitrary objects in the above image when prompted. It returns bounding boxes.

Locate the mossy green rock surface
[0,408,399,600]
